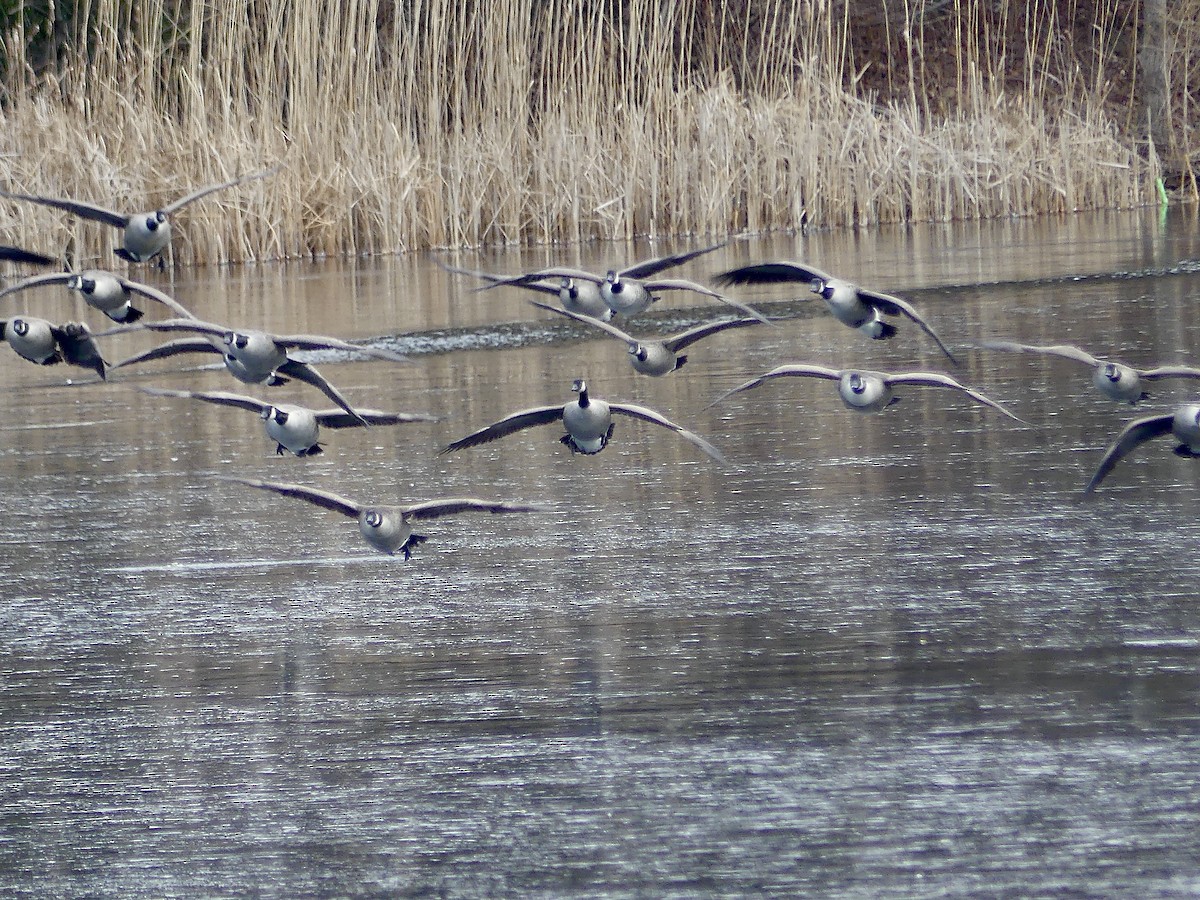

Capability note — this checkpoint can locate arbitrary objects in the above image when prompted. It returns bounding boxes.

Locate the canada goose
[710,364,1022,420]
[980,339,1200,404]
[441,378,726,462]
[215,475,543,559]
[0,165,280,263]
[137,386,436,457]
[0,315,106,378]
[713,261,957,363]
[109,317,407,424]
[479,243,768,321]
[1084,403,1200,493]
[0,246,55,267]
[529,300,764,376]
[531,266,767,321]
[438,260,613,321]
[0,270,195,323]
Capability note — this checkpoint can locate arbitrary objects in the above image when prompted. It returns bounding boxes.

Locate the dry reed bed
[0,0,1180,266]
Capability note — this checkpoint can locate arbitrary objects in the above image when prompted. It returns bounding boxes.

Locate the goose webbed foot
[1173,444,1200,458]
[560,423,615,455]
[560,434,597,454]
[401,534,428,561]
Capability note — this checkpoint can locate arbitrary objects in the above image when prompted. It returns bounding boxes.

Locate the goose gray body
[555,277,610,320]
[0,270,195,323]
[138,386,435,456]
[981,340,1200,404]
[713,261,957,363]
[0,166,279,262]
[216,475,542,559]
[0,315,106,378]
[442,378,726,462]
[476,243,768,322]
[440,261,614,321]
[110,317,407,423]
[711,363,1021,420]
[519,266,766,321]
[1083,403,1200,493]
[530,300,764,376]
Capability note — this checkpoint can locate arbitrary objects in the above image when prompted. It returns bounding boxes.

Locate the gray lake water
[2,209,1200,897]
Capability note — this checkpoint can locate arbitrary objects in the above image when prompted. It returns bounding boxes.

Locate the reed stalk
[0,0,1192,265]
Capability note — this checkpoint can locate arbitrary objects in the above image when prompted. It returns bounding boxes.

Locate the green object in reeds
[1156,178,1169,208]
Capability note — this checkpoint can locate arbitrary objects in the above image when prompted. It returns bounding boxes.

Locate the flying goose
[438,260,613,321]
[441,378,726,462]
[215,475,544,559]
[0,165,280,263]
[713,261,957,363]
[980,339,1200,404]
[109,317,407,424]
[529,300,764,376]
[1084,403,1200,493]
[0,315,106,378]
[0,270,195,323]
[479,243,769,321]
[710,364,1022,420]
[137,386,436,457]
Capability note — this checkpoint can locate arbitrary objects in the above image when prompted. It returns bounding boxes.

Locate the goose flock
[0,171,1196,566]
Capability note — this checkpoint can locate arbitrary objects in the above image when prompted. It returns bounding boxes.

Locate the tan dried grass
[0,1,1189,266]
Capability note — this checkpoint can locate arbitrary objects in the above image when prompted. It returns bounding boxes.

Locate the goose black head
[363,509,384,529]
[847,373,867,394]
[66,275,98,295]
[1102,363,1121,383]
[59,322,88,338]
[571,378,591,405]
[810,278,834,301]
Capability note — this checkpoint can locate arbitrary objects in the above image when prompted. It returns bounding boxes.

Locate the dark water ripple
[317,258,1200,361]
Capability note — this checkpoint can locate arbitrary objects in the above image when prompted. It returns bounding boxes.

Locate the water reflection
[1,208,1200,896]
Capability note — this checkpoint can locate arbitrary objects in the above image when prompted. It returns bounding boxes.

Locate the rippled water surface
[3,210,1200,896]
